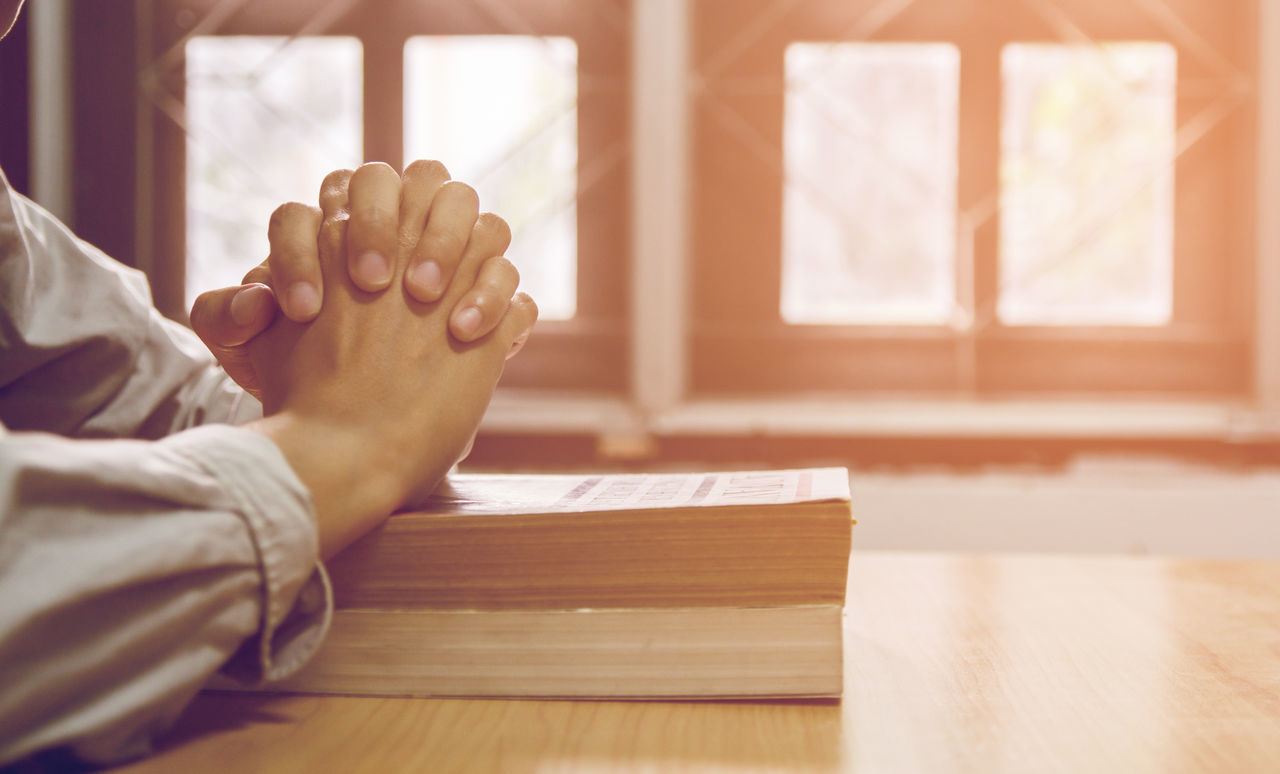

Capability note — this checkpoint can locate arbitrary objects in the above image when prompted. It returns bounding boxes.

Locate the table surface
[116,552,1280,773]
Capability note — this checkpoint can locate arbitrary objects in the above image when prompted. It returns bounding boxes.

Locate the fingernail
[286,282,321,319]
[454,306,483,338]
[355,251,391,287]
[229,286,265,326]
[408,261,444,297]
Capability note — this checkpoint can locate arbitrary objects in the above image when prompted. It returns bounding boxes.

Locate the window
[691,0,1255,396]
[134,0,1264,438]
[147,0,631,391]
[781,42,960,326]
[404,35,579,320]
[184,36,363,303]
[999,42,1176,327]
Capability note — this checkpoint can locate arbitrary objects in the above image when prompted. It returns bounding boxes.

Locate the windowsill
[483,390,1280,441]
[849,462,1280,559]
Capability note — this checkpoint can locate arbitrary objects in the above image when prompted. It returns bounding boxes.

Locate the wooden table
[117,552,1280,773]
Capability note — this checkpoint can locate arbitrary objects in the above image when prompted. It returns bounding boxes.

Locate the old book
[215,468,853,699]
[326,467,853,610]
[266,605,845,699]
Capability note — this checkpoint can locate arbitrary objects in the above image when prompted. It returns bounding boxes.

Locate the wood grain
[115,552,1280,773]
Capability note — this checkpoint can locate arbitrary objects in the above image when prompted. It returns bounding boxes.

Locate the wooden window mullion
[957,37,1004,391]
[358,17,405,172]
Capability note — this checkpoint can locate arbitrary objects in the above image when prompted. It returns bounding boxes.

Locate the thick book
[216,468,853,699]
[326,467,853,610]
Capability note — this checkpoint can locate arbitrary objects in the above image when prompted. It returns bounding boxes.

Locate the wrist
[245,412,406,559]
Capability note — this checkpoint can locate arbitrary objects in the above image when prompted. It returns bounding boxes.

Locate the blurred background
[2,0,1277,557]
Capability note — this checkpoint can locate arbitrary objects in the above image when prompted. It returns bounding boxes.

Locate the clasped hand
[194,161,537,558]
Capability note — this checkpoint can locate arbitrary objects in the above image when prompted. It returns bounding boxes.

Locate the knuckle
[268,201,311,233]
[488,256,519,288]
[271,249,309,277]
[516,292,539,323]
[354,204,396,230]
[475,212,512,246]
[474,290,508,315]
[357,160,398,176]
[349,164,400,220]
[440,180,479,209]
[397,230,420,257]
[321,168,354,188]
[418,229,467,266]
[319,214,348,256]
[319,169,354,201]
[351,161,400,191]
[403,158,450,183]
[242,264,271,286]
[189,290,213,318]
[464,293,493,317]
[188,291,223,339]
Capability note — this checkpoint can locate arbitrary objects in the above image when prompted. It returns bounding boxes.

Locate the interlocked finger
[346,162,403,292]
[266,202,325,321]
[449,255,520,342]
[406,180,481,302]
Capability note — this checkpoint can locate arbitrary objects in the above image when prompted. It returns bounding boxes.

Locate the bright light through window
[781,42,959,325]
[999,42,1176,326]
[185,36,363,307]
[404,36,578,320]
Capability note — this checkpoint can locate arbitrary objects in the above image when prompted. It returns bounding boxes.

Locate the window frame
[688,0,1257,398]
[143,0,632,392]
[98,0,1280,450]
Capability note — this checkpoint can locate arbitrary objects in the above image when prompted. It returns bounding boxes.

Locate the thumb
[499,292,538,361]
[191,283,277,350]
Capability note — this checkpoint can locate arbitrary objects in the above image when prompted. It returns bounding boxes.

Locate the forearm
[0,425,329,767]
[246,411,455,560]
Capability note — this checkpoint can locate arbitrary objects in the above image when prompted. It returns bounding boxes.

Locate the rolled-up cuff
[162,424,332,682]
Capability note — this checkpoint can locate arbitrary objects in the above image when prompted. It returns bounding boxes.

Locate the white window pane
[999,43,1176,326]
[405,36,578,320]
[185,36,362,307]
[782,42,959,325]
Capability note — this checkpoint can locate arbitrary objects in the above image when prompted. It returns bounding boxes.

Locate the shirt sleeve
[0,170,262,439]
[0,424,332,767]
[0,169,330,767]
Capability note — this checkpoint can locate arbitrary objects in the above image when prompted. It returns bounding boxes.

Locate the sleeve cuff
[161,424,332,682]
